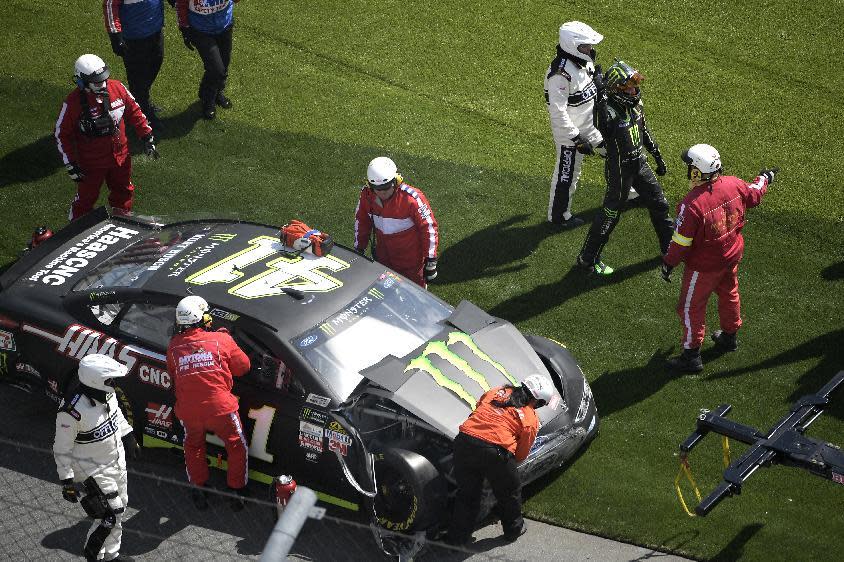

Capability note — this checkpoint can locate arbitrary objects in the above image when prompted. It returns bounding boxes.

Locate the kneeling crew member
[54,354,140,562]
[166,295,251,510]
[446,374,554,546]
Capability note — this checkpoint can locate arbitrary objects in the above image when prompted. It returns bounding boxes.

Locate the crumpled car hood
[360,303,563,439]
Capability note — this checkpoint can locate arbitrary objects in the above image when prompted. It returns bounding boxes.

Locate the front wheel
[373,448,446,533]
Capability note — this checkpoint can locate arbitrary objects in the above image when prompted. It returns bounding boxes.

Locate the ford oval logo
[300,334,318,347]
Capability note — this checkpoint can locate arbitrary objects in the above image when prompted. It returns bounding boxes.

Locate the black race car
[0,208,598,536]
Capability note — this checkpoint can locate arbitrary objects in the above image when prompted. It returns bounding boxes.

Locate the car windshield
[73,224,217,292]
[293,272,453,400]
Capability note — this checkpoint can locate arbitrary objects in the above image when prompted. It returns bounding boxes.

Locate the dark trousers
[448,433,523,543]
[122,31,164,118]
[579,156,673,264]
[189,24,234,104]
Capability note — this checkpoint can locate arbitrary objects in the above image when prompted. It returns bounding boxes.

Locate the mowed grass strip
[1,1,841,560]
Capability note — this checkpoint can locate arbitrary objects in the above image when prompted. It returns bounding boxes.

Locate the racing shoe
[551,216,585,230]
[503,524,527,542]
[229,486,250,511]
[711,330,738,352]
[666,348,703,373]
[576,255,614,276]
[216,92,233,109]
[190,487,209,511]
[201,98,216,120]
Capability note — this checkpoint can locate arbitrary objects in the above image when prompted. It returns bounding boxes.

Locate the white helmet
[367,157,399,190]
[558,21,603,63]
[74,54,110,93]
[681,144,722,179]
[78,353,128,392]
[523,374,555,407]
[175,295,210,327]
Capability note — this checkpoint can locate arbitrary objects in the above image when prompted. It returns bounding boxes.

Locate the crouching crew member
[166,295,251,510]
[662,144,777,372]
[54,354,140,562]
[446,374,554,546]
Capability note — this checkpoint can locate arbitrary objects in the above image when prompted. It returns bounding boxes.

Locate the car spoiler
[0,208,110,291]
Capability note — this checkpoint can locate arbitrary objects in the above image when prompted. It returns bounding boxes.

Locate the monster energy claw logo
[404,332,518,407]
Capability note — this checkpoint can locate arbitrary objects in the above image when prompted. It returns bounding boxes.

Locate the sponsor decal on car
[27,224,140,286]
[832,472,844,486]
[145,402,174,429]
[306,393,331,407]
[575,379,593,424]
[24,323,141,373]
[15,362,40,379]
[166,240,222,278]
[147,234,207,271]
[209,308,240,322]
[299,407,327,425]
[304,451,320,463]
[404,331,519,407]
[299,420,324,453]
[0,330,16,351]
[299,334,319,348]
[325,421,352,456]
[138,364,171,389]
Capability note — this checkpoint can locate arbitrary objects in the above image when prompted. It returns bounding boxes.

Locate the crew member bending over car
[166,295,251,510]
[53,354,141,562]
[446,374,554,546]
[354,157,439,287]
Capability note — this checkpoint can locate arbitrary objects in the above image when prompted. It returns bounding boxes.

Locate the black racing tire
[373,448,446,533]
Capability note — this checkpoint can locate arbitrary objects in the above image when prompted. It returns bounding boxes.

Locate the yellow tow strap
[675,436,733,517]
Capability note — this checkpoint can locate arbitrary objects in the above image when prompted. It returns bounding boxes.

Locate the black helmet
[604,60,644,108]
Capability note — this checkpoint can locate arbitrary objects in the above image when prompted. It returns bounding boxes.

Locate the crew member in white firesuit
[103,0,166,131]
[55,54,159,221]
[661,144,777,372]
[53,354,141,562]
[354,157,439,288]
[544,21,604,229]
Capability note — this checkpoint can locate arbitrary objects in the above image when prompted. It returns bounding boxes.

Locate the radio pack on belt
[280,220,334,257]
[78,91,115,137]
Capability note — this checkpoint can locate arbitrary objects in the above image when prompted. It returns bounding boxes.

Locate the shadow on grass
[705,328,844,420]
[488,256,662,324]
[437,213,593,285]
[710,523,764,562]
[821,260,844,281]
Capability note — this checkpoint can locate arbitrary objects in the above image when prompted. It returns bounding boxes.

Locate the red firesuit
[55,79,151,220]
[166,327,251,489]
[663,173,769,349]
[354,182,439,287]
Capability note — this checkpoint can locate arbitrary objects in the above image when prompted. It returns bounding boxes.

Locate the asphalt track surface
[0,385,691,561]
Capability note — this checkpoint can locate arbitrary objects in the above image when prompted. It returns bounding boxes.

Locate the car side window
[118,303,175,348]
[236,330,307,397]
[90,303,124,326]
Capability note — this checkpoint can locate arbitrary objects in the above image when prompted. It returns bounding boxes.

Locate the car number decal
[205,404,277,462]
[404,331,519,407]
[184,235,349,298]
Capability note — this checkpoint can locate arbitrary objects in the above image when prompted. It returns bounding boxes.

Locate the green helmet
[604,60,644,108]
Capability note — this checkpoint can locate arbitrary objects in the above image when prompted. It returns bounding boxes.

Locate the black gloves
[759,167,779,185]
[653,152,667,176]
[180,27,195,50]
[424,258,438,282]
[573,134,595,155]
[660,262,673,282]
[109,32,127,57]
[65,162,84,182]
[61,478,78,503]
[592,64,604,94]
[143,134,160,159]
[123,433,142,461]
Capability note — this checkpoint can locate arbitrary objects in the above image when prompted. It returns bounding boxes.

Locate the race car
[0,208,598,535]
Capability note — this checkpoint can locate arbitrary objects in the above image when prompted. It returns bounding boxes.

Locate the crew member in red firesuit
[166,295,251,510]
[354,157,439,287]
[55,54,158,221]
[661,143,777,372]
[103,0,166,131]
[446,374,554,547]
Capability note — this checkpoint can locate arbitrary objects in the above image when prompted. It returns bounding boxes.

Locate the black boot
[216,91,233,109]
[191,487,209,510]
[666,347,703,373]
[711,330,738,352]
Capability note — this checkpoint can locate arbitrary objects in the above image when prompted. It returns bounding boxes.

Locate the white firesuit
[544,55,603,223]
[54,390,132,561]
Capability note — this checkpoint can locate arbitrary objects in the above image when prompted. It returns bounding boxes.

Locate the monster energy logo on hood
[405,331,518,407]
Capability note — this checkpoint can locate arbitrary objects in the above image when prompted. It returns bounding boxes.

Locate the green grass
[2,1,842,560]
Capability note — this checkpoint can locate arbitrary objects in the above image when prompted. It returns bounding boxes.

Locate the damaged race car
[0,208,598,539]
